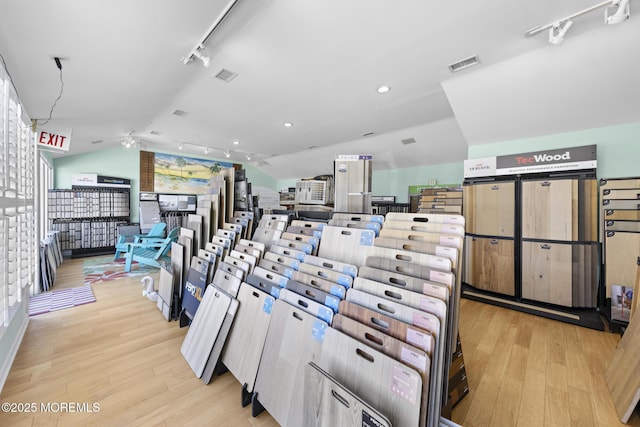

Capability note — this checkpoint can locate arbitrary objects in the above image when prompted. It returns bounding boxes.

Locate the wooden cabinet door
[139,150,155,192]
[463,182,515,237]
[521,241,572,306]
[464,236,515,296]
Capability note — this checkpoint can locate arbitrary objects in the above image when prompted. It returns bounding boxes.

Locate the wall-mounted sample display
[463,181,515,237]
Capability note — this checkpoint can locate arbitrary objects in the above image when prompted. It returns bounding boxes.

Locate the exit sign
[37,125,72,151]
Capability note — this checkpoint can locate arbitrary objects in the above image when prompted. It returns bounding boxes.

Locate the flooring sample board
[463,236,515,296]
[385,212,465,227]
[331,213,385,224]
[252,265,288,287]
[223,255,251,279]
[251,228,283,250]
[239,239,265,256]
[318,226,376,266]
[383,220,465,237]
[332,314,430,378]
[181,285,232,378]
[276,238,313,254]
[298,263,353,288]
[156,264,174,321]
[258,258,295,278]
[171,242,185,299]
[222,284,275,398]
[318,328,423,427]
[379,228,463,250]
[303,362,392,427]
[284,280,341,312]
[605,221,640,233]
[234,210,254,238]
[463,181,514,237]
[216,228,237,246]
[187,214,204,251]
[602,189,640,199]
[213,263,244,296]
[290,271,347,299]
[281,231,319,252]
[230,216,250,239]
[279,288,334,325]
[291,219,325,230]
[269,244,307,262]
[286,225,322,238]
[374,237,459,265]
[366,256,454,283]
[303,254,358,278]
[211,236,232,260]
[204,242,225,258]
[196,207,212,243]
[358,266,450,302]
[210,174,227,227]
[222,167,235,224]
[603,199,640,210]
[337,301,435,355]
[356,246,452,276]
[201,290,239,384]
[178,235,193,291]
[521,241,572,306]
[229,250,257,273]
[233,244,263,261]
[260,214,291,225]
[224,222,243,243]
[600,178,640,190]
[182,264,208,320]
[605,231,640,298]
[252,299,328,427]
[605,311,640,423]
[327,218,381,235]
[263,251,300,269]
[256,219,287,232]
[198,249,218,284]
[246,274,282,298]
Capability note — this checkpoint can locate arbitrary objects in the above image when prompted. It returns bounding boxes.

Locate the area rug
[83,255,157,285]
[29,285,96,317]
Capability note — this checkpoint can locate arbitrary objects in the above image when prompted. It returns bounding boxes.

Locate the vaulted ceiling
[1,0,638,179]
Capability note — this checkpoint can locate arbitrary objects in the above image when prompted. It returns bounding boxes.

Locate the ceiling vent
[90,140,103,144]
[362,132,376,137]
[448,55,480,73]
[401,137,416,145]
[215,68,238,83]
[150,130,162,136]
[172,109,189,117]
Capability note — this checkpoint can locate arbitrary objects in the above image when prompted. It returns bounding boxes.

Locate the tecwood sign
[464,145,597,178]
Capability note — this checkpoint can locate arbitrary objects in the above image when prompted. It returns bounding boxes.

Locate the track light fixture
[191,46,211,67]
[246,154,252,161]
[178,143,184,150]
[224,150,231,158]
[182,0,238,66]
[605,0,631,23]
[549,20,573,45]
[525,0,631,42]
[121,134,135,148]
[204,146,209,154]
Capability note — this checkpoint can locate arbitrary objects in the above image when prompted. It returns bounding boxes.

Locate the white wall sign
[37,125,72,151]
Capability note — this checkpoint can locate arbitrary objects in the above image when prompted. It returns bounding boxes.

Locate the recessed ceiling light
[377,86,390,94]
[233,140,240,145]
[283,122,293,128]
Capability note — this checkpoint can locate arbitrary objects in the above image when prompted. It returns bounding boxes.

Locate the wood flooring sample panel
[521,241,572,306]
[463,181,514,237]
[318,328,423,427]
[222,283,274,393]
[605,312,640,423]
[252,299,328,427]
[385,212,465,226]
[605,231,640,298]
[304,362,392,427]
[464,236,515,296]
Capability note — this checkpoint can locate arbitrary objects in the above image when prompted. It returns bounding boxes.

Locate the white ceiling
[0,0,638,180]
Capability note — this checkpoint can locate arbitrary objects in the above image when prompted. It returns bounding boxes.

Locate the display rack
[48,188,130,257]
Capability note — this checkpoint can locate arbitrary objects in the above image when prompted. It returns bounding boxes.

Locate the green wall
[53,147,277,222]
[468,122,640,179]
[372,162,464,203]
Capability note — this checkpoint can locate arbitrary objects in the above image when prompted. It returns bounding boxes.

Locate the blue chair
[114,222,167,259]
[123,227,179,272]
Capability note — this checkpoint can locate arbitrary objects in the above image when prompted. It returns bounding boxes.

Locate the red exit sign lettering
[37,127,72,151]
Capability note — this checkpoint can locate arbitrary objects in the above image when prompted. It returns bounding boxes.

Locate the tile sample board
[201,291,239,384]
[221,283,275,395]
[318,328,423,427]
[181,285,232,378]
[303,362,392,427]
[252,299,328,426]
[605,311,640,423]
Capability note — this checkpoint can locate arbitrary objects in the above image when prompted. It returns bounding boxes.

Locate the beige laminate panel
[603,209,640,221]
[463,236,515,296]
[521,241,572,307]
[463,182,515,237]
[521,179,575,241]
[600,178,640,190]
[605,220,640,233]
[605,231,640,298]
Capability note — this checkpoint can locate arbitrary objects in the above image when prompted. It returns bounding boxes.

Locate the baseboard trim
[0,311,30,394]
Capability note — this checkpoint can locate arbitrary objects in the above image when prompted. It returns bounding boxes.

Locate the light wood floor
[1,257,639,426]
